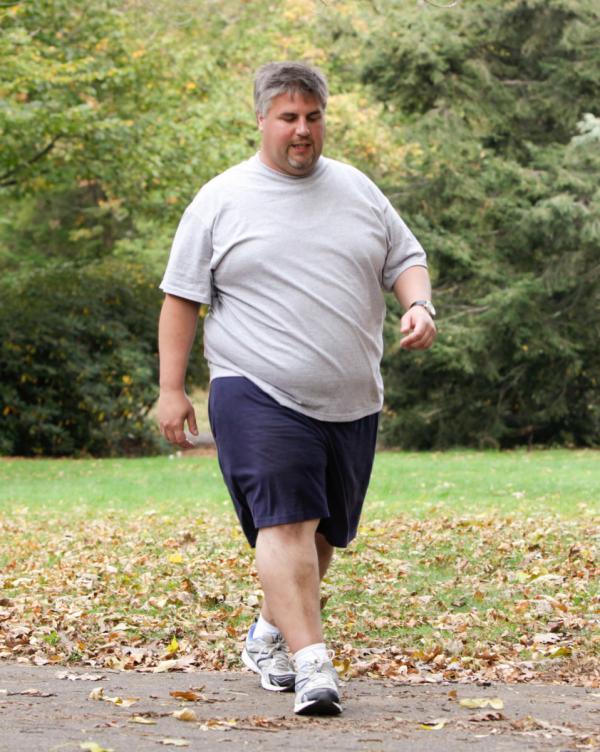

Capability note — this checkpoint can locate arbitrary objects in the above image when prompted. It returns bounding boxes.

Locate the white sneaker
[241,624,295,692]
[294,658,342,715]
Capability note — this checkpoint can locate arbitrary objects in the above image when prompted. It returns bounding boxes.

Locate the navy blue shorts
[208,377,378,548]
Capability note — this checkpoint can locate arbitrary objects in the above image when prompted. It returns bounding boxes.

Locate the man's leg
[255,520,322,653]
[254,521,341,715]
[260,530,333,628]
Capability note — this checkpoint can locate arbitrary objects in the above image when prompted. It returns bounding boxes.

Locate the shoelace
[296,658,338,689]
[257,635,292,670]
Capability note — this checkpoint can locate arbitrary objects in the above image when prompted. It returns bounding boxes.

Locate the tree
[361,0,600,447]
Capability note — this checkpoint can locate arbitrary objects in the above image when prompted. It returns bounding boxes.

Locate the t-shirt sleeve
[159,208,213,304]
[381,198,428,292]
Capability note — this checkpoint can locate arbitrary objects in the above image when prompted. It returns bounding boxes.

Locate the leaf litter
[0,510,597,688]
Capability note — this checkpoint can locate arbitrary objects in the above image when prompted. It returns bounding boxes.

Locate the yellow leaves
[88,687,139,707]
[549,646,572,658]
[129,715,156,724]
[459,697,504,709]
[332,655,353,680]
[419,719,446,730]
[184,82,197,91]
[167,636,179,655]
[168,553,184,564]
[131,49,146,59]
[326,93,422,178]
[172,708,197,722]
[80,743,113,752]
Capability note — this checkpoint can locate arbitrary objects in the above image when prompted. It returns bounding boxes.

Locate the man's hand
[158,389,198,448]
[399,306,437,350]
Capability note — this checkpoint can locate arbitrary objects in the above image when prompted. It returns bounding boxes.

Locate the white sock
[252,614,280,640]
[294,642,329,669]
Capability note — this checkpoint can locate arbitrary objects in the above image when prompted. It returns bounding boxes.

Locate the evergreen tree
[362,0,600,447]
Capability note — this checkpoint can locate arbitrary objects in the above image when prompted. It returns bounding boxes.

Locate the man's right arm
[157,293,201,447]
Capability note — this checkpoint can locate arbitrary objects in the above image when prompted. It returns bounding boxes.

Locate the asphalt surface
[1,664,599,751]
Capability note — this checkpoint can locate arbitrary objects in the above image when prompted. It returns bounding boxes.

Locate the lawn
[0,448,597,517]
[0,450,598,686]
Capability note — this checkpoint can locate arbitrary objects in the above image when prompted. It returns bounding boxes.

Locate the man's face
[257,90,325,177]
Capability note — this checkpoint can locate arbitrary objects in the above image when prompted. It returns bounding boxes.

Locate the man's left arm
[392,265,437,350]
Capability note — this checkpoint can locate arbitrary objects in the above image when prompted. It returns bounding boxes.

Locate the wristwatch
[409,300,436,318]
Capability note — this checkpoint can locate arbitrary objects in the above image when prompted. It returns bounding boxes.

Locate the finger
[161,422,188,447]
[187,410,199,436]
[401,325,436,349]
[173,427,193,447]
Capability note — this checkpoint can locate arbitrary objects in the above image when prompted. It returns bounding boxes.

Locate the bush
[0,260,205,457]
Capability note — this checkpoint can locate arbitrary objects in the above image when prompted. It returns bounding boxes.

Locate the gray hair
[254,61,329,117]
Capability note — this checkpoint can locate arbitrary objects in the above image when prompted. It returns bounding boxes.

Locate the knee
[258,519,320,548]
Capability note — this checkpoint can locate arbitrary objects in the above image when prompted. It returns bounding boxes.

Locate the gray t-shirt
[160,154,427,421]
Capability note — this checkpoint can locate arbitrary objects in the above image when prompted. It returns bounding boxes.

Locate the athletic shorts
[208,377,378,548]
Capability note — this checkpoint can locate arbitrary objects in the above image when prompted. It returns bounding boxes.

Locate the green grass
[0,448,598,518]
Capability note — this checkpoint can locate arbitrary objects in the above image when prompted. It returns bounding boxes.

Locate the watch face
[411,300,436,318]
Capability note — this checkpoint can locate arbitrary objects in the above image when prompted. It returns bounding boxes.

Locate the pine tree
[362,0,600,447]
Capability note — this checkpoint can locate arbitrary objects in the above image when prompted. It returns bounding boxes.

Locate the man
[158,61,436,716]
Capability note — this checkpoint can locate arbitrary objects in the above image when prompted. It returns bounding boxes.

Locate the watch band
[409,300,436,318]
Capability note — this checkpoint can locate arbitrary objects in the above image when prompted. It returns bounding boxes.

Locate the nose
[295,117,310,136]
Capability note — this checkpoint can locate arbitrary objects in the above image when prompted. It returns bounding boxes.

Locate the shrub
[0,260,205,457]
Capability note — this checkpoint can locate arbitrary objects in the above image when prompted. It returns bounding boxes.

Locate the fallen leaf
[168,553,184,564]
[533,632,561,644]
[129,715,157,725]
[158,740,190,747]
[332,656,352,680]
[167,636,179,654]
[459,697,504,709]
[8,688,55,697]
[549,646,572,658]
[419,719,446,730]
[103,695,139,707]
[80,743,114,752]
[199,718,238,730]
[89,687,104,700]
[173,708,197,722]
[56,671,105,681]
[170,690,202,702]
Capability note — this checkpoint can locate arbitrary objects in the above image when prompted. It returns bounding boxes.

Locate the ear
[256,111,264,131]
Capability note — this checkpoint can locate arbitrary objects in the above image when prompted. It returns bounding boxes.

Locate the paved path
[1,664,598,751]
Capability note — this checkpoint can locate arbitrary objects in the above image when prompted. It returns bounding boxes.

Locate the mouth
[290,143,312,152]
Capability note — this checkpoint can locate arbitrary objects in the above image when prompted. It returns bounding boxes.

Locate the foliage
[0,260,207,457]
[2,0,600,452]
[0,0,254,272]
[0,505,597,684]
[360,0,600,448]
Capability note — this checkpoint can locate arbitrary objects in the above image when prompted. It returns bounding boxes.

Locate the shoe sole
[294,697,343,716]
[241,648,295,692]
